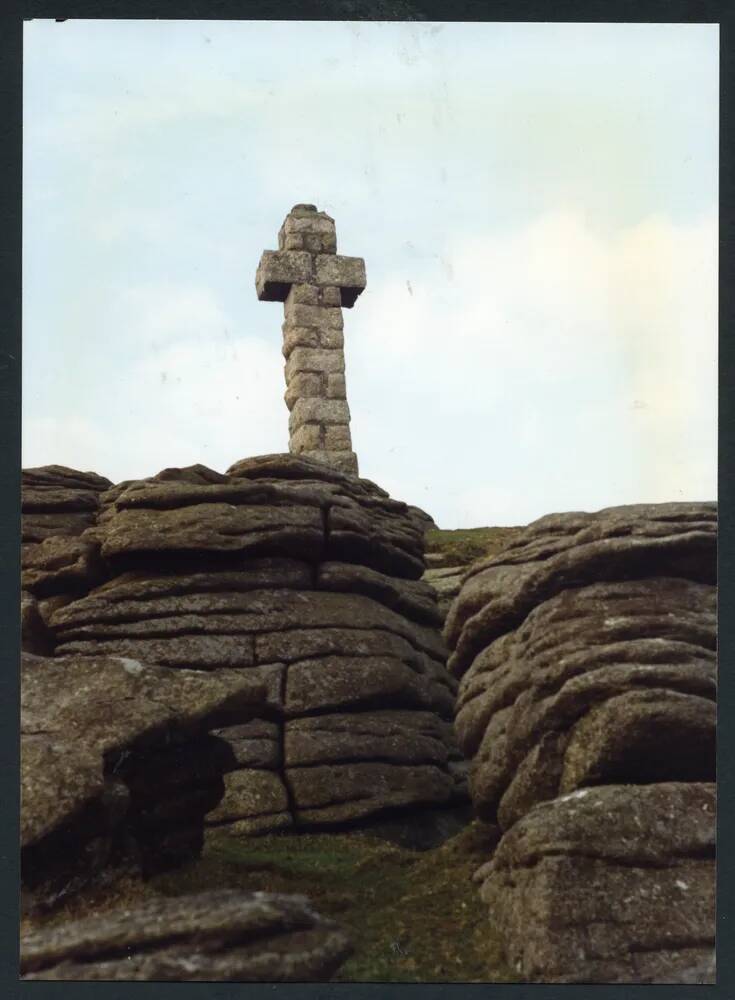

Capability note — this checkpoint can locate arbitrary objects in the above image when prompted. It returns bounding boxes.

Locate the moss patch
[425,526,521,568]
[24,823,517,983]
[150,822,516,982]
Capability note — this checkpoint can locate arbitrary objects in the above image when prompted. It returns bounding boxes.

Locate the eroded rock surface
[28,455,463,841]
[22,466,112,596]
[446,503,715,674]
[475,784,716,983]
[21,890,351,981]
[21,652,266,908]
[446,502,717,983]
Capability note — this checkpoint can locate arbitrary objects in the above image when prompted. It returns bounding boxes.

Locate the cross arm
[256,250,367,308]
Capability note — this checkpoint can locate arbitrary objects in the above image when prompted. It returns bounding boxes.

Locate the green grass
[425,526,521,568]
[23,820,517,982]
[148,822,517,983]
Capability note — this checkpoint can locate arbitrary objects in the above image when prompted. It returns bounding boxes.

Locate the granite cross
[255,204,366,476]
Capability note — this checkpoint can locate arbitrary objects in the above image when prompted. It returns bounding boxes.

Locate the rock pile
[446,502,717,983]
[34,454,465,840]
[21,890,352,981]
[21,652,266,910]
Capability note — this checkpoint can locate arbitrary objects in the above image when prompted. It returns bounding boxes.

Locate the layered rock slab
[21,652,266,908]
[475,784,716,983]
[445,502,717,982]
[37,454,462,838]
[22,466,113,601]
[21,890,351,981]
[446,502,716,679]
[457,576,716,825]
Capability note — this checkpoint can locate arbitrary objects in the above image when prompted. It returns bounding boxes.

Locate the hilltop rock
[21,890,351,981]
[28,456,462,842]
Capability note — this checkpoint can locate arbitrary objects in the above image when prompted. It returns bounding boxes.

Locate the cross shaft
[255,204,366,475]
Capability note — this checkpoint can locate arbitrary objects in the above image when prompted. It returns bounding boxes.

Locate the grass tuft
[425,527,521,568]
[24,823,518,982]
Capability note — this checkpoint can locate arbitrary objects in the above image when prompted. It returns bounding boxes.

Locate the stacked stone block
[256,205,366,475]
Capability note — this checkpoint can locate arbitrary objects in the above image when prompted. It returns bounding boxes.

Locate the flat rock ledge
[21,889,352,981]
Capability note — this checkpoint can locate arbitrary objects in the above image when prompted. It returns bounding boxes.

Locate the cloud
[23,282,289,482]
[348,209,717,525]
[22,22,718,529]
[116,284,232,350]
[22,212,716,528]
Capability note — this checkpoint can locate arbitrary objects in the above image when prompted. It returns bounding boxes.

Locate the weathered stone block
[285,285,342,308]
[283,215,335,234]
[280,232,305,251]
[285,349,345,380]
[287,762,453,824]
[300,450,359,475]
[205,769,290,824]
[282,326,319,357]
[304,234,328,253]
[290,424,322,451]
[319,327,344,350]
[314,255,366,307]
[326,374,346,399]
[324,425,352,450]
[477,784,716,984]
[284,372,324,410]
[286,284,320,307]
[211,720,281,771]
[284,302,344,331]
[289,398,350,432]
[255,251,312,302]
[278,213,337,255]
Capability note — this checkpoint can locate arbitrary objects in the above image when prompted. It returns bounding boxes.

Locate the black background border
[1,2,732,997]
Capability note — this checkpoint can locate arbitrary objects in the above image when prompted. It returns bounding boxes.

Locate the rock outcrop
[474,783,716,984]
[446,502,717,983]
[21,652,266,910]
[21,467,114,654]
[21,890,351,981]
[30,455,464,841]
[21,466,112,602]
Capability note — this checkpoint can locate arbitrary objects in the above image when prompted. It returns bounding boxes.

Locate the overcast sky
[23,20,718,528]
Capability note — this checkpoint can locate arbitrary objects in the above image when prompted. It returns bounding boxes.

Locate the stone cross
[255,204,366,476]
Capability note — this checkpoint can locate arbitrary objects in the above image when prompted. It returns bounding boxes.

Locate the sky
[23,20,718,528]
